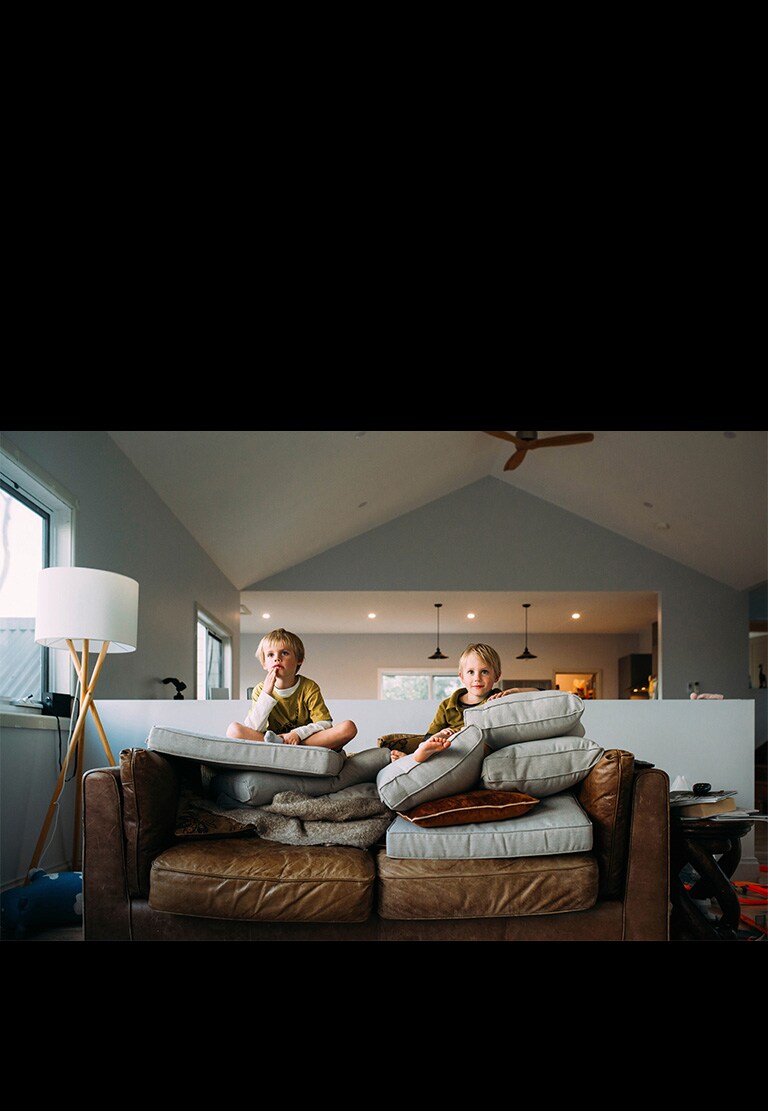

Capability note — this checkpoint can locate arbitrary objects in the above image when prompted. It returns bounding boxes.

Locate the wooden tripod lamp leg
[27,696,89,877]
[69,641,112,871]
[27,640,112,879]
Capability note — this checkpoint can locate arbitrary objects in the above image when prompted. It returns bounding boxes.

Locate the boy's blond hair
[256,628,305,672]
[459,642,502,681]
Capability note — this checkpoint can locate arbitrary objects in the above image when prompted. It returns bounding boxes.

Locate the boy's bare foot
[412,733,453,763]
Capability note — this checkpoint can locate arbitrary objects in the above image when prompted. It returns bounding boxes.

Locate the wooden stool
[670,817,754,940]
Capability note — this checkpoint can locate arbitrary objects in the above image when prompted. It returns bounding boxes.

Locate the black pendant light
[516,602,537,660]
[428,602,448,660]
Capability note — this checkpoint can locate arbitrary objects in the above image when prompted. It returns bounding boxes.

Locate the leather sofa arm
[622,766,670,940]
[119,749,182,897]
[82,749,183,935]
[82,766,131,941]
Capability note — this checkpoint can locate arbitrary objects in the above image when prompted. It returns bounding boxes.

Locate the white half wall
[80,697,756,805]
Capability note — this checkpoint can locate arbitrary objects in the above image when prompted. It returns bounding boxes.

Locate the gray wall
[2,431,240,699]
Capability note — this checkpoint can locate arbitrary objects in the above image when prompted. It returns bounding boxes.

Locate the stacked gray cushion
[463,689,585,750]
[385,792,593,859]
[481,735,604,797]
[376,724,486,812]
[147,725,346,775]
[213,746,391,807]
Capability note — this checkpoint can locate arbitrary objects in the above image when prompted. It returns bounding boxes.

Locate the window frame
[196,606,233,699]
[0,442,76,699]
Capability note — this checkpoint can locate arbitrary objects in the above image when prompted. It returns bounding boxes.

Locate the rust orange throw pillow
[400,789,540,828]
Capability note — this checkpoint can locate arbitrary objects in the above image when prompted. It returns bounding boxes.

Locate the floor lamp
[31,566,139,875]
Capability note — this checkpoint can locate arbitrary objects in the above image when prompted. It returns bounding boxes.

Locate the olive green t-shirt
[425,687,501,736]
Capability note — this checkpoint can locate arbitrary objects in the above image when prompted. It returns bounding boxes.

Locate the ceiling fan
[483,430,595,471]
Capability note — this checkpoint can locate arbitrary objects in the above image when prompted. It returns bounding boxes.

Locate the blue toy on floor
[1,869,83,939]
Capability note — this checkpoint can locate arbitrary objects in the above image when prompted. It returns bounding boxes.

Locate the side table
[670,817,755,940]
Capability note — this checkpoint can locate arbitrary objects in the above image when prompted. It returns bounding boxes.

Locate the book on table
[675,796,738,818]
[670,789,739,818]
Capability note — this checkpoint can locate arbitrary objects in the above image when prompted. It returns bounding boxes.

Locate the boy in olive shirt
[392,642,537,763]
[227,628,356,751]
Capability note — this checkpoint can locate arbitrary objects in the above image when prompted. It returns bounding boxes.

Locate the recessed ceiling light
[262,612,271,619]
[467,612,475,619]
[571,612,581,620]
[368,612,376,619]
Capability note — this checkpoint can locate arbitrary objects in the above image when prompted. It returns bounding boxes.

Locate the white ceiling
[107,429,767,636]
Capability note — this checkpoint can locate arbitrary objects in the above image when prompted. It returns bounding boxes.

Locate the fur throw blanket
[194,783,393,849]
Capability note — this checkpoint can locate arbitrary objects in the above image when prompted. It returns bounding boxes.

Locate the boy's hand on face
[262,661,281,696]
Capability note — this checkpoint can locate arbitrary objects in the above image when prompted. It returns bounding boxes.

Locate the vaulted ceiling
[107,429,767,634]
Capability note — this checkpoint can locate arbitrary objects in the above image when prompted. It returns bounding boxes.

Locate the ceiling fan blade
[483,430,521,445]
[528,433,594,450]
[504,449,528,471]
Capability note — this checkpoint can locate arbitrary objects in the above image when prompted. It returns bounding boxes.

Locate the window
[196,608,232,699]
[0,444,74,702]
[379,670,462,700]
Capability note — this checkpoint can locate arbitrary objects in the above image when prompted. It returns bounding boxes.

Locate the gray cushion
[375,724,485,812]
[481,735,604,797]
[147,725,346,776]
[385,791,593,859]
[213,746,390,807]
[463,689,585,750]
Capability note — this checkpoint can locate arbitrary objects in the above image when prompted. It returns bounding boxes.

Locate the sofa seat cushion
[376,846,598,920]
[147,725,346,776]
[385,791,593,859]
[463,689,585,750]
[149,839,375,923]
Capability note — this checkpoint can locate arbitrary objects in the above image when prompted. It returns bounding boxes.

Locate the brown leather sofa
[82,746,670,941]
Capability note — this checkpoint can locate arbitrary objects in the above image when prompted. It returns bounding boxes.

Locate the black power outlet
[42,692,73,717]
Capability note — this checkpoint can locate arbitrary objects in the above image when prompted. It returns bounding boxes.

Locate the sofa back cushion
[575,749,636,899]
[120,748,181,898]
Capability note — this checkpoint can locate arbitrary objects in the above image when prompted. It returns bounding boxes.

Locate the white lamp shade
[35,567,139,653]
